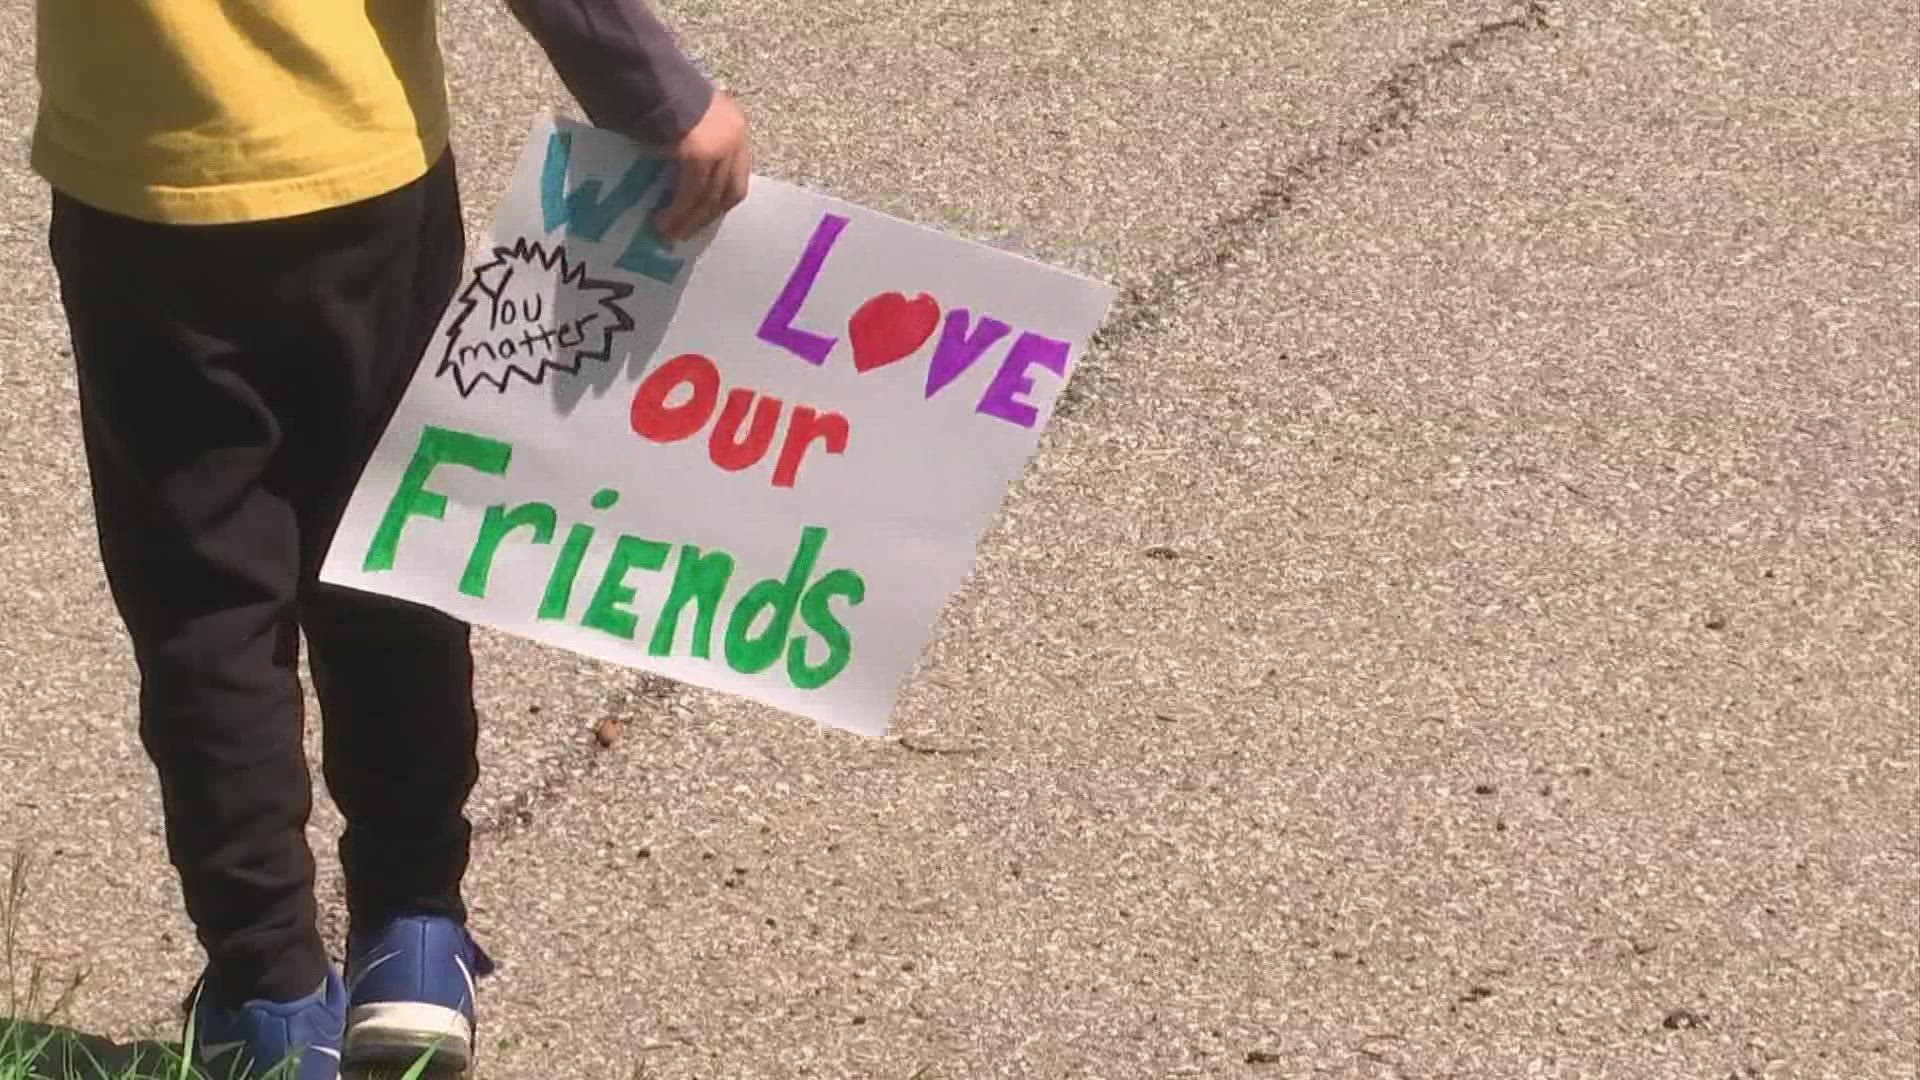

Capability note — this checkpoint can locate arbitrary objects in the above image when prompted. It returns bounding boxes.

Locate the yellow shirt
[32,0,451,225]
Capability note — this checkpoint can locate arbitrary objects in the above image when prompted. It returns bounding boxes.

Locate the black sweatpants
[48,153,480,1008]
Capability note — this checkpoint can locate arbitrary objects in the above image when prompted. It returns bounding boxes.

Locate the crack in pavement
[307,739,623,948]
[468,742,611,843]
[468,675,683,845]
[446,0,1555,864]
[301,682,680,948]
[1055,0,1555,420]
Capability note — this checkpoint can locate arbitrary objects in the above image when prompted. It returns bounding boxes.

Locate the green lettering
[787,569,865,690]
[649,546,736,659]
[582,535,671,640]
[723,525,827,675]
[364,426,512,572]
[459,501,558,598]
[537,489,622,620]
[539,523,594,620]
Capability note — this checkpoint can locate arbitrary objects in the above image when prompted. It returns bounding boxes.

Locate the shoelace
[468,932,499,979]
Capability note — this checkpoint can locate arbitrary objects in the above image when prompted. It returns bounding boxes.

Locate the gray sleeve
[502,0,716,148]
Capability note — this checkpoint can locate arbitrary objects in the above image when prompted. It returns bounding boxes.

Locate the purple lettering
[756,213,850,365]
[976,332,1071,428]
[924,309,1013,399]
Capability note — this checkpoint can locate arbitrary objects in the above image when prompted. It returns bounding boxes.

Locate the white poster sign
[319,115,1119,735]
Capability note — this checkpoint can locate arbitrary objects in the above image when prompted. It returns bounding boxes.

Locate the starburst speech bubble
[436,239,637,397]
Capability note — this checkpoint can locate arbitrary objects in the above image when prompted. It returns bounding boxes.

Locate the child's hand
[653,90,751,243]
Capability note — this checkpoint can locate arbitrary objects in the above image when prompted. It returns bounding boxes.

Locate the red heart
[848,291,941,373]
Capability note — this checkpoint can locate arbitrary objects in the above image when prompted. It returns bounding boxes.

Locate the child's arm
[505,0,750,240]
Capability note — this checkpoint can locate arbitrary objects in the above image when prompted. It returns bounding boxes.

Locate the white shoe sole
[345,1002,473,1069]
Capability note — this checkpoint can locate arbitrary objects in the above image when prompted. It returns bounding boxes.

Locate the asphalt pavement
[1,1,1914,1078]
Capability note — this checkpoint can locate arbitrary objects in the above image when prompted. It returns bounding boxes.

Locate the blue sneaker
[342,913,496,1070]
[187,969,344,1080]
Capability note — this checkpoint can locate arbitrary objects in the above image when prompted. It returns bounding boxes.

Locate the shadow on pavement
[1,1020,465,1080]
[2,1018,182,1078]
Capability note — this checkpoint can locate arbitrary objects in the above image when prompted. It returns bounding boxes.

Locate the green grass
[0,850,442,1080]
[2,849,936,1080]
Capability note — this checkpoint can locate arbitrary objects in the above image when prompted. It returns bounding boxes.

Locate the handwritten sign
[319,115,1119,736]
